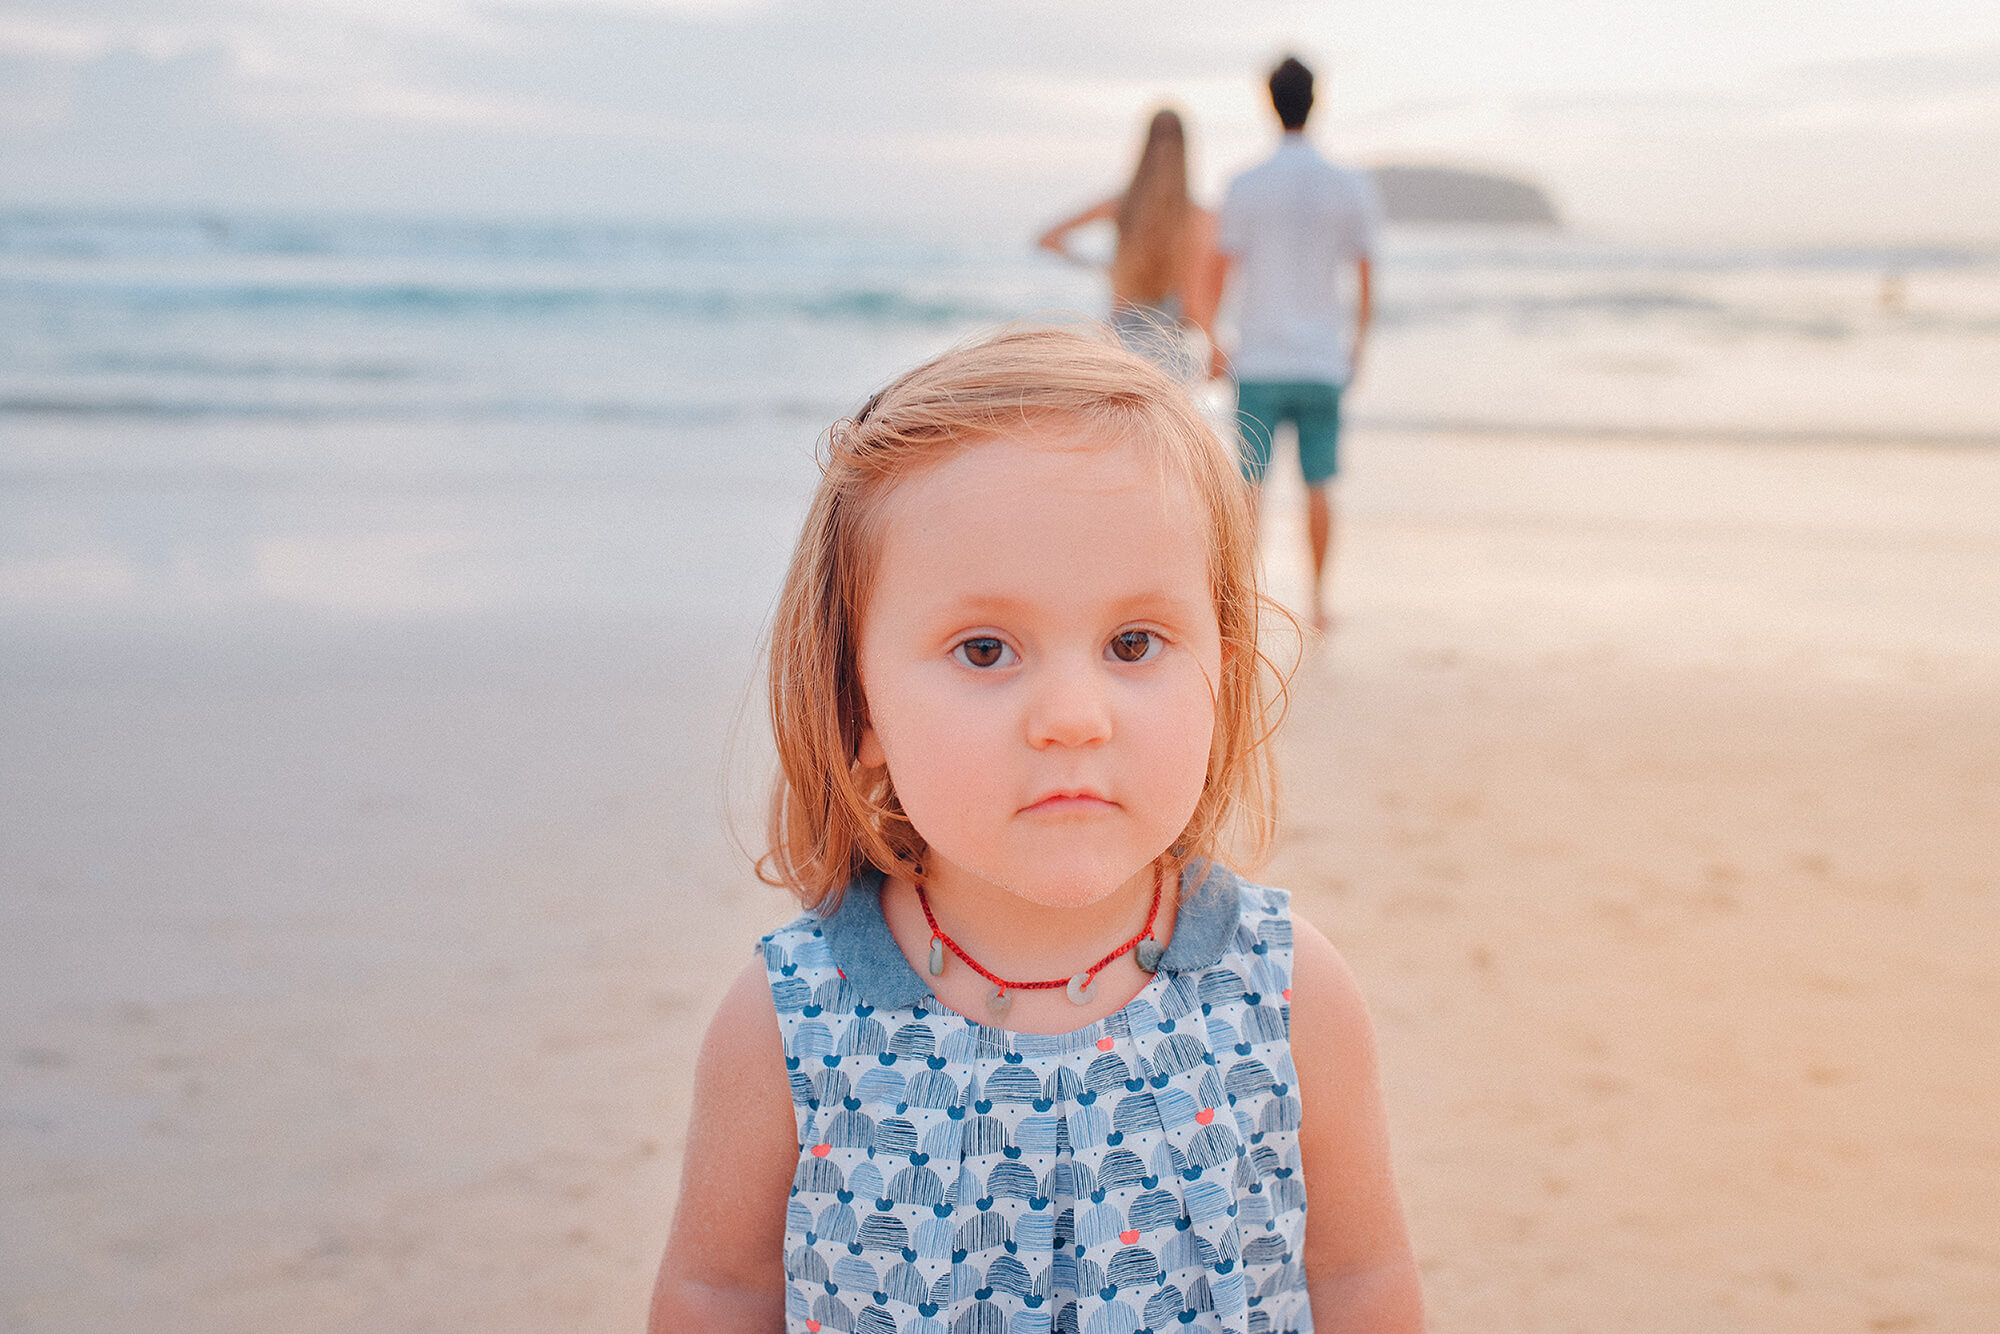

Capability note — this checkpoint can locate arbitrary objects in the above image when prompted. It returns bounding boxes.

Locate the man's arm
[1349,256,1374,386]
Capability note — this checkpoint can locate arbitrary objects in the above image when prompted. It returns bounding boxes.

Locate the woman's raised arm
[1035,197,1121,264]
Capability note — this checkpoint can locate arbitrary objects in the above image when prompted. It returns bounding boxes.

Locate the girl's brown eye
[957,637,1007,668]
[1109,630,1156,663]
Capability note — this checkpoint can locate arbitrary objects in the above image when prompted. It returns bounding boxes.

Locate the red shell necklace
[914,862,1166,1015]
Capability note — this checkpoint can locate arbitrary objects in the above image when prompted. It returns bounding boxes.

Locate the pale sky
[3,0,1998,243]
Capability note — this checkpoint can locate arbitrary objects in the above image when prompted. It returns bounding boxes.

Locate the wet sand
[3,425,1997,1331]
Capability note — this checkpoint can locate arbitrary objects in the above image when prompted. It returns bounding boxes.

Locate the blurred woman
[1037,108,1218,381]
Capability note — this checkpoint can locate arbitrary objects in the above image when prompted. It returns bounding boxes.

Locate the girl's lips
[1020,792,1116,815]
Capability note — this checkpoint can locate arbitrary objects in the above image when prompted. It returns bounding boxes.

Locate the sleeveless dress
[760,861,1312,1334]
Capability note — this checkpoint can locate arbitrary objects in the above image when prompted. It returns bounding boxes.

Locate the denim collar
[815,860,1244,1010]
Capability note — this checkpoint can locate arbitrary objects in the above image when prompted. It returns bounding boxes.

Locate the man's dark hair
[1268,56,1314,131]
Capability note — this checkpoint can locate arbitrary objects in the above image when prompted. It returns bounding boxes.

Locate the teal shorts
[1234,380,1344,486]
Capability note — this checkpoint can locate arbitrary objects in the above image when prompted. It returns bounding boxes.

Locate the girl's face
[856,424,1224,909]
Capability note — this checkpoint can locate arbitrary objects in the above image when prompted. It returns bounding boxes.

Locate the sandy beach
[1267,433,2000,1331]
[4,420,1997,1333]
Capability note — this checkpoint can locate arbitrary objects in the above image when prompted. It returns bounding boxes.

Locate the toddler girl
[649,328,1421,1334]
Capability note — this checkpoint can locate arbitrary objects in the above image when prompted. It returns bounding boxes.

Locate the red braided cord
[914,863,1163,995]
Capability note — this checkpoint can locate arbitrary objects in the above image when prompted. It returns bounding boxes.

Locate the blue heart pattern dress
[761,862,1311,1334]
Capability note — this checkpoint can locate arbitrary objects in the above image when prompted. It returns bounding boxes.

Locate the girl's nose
[1026,658,1113,749]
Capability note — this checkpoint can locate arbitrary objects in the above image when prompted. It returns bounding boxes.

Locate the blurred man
[1211,56,1380,628]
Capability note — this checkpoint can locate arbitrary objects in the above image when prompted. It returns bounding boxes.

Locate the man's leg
[1293,382,1344,628]
[1232,380,1279,526]
[1306,482,1335,626]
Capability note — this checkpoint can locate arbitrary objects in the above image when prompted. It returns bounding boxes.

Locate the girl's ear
[858,718,885,769]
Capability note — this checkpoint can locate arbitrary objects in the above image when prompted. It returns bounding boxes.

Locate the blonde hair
[1111,108,1193,308]
[761,326,1287,907]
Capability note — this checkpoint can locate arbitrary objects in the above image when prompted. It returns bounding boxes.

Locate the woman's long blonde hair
[1111,109,1193,308]
[760,326,1289,909]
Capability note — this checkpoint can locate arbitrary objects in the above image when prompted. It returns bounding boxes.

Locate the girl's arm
[1036,197,1120,264]
[647,955,798,1333]
[1290,917,1426,1333]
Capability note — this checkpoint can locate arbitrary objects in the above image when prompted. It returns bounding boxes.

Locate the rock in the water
[1369,164,1561,227]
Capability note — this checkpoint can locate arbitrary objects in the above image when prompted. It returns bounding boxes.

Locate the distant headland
[1368,164,1562,227]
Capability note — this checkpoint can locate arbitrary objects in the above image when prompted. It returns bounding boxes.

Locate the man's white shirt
[1218,134,1381,385]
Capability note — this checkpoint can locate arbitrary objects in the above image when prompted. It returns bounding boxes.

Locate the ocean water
[0,212,1075,432]
[5,208,1995,634]
[1366,232,2000,444]
[3,210,1997,445]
